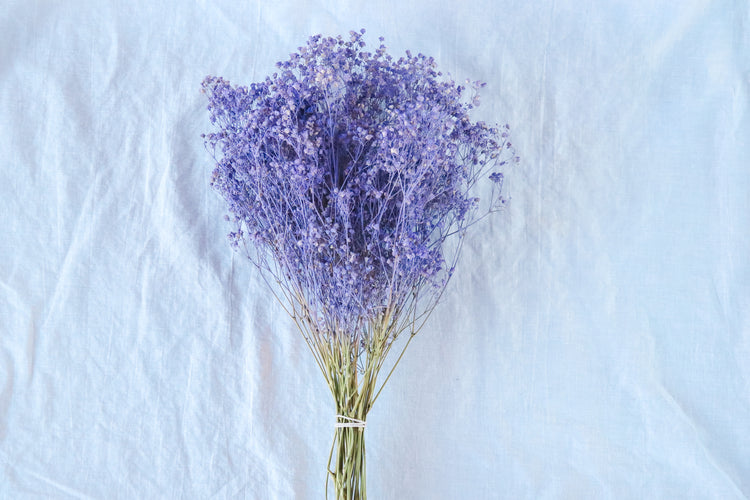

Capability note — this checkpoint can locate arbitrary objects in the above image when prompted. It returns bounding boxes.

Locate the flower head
[203,30,515,341]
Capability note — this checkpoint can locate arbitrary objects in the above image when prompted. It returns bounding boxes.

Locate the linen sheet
[1,1,748,498]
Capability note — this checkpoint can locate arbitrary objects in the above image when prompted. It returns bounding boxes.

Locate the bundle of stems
[289,294,421,499]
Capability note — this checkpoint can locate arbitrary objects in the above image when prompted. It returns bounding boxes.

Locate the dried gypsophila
[202,29,518,499]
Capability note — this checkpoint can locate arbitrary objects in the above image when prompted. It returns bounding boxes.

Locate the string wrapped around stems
[335,416,366,429]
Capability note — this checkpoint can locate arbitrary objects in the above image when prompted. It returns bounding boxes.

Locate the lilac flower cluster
[203,30,516,341]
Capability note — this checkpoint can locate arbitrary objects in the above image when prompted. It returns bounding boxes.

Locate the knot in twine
[334,415,366,429]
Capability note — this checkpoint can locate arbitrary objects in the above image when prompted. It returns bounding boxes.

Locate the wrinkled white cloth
[1,1,748,498]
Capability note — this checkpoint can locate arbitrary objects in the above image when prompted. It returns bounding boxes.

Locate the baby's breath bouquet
[202,29,516,500]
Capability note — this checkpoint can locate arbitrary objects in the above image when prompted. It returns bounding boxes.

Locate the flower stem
[327,358,371,500]
[321,317,406,499]
[329,424,367,500]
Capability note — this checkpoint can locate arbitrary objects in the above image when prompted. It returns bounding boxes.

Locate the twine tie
[334,415,366,429]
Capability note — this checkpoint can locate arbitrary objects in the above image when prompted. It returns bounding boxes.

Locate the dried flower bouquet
[202,29,516,499]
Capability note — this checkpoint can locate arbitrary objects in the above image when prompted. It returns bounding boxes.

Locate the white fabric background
[1,1,748,498]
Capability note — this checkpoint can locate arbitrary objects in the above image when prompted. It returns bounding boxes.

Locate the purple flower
[489,172,504,184]
[202,30,516,342]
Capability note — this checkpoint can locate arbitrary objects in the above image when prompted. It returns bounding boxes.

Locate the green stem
[320,316,406,499]
[326,344,375,499]
[330,425,367,500]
